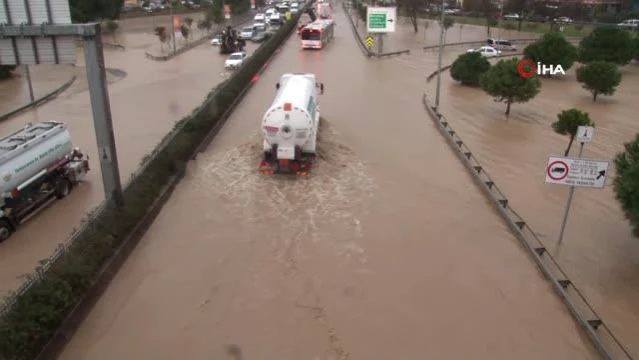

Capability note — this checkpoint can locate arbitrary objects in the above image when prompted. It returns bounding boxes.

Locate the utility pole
[170,3,177,53]
[434,0,445,109]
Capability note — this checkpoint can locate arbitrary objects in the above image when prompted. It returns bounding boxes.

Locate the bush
[450,52,491,86]
[105,20,119,33]
[0,65,16,80]
[0,9,302,360]
[614,134,639,237]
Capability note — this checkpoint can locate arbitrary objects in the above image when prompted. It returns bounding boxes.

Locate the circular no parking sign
[547,160,569,181]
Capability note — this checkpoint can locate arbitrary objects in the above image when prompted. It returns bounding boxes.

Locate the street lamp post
[170,2,177,52]
[434,0,445,109]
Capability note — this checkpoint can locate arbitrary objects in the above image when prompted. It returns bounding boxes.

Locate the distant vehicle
[486,38,516,51]
[290,2,300,13]
[254,13,266,22]
[317,2,331,19]
[265,7,277,20]
[252,31,271,43]
[276,4,289,14]
[443,8,460,14]
[240,26,256,39]
[269,12,283,26]
[502,13,519,20]
[0,122,90,241]
[225,52,247,69]
[526,14,547,23]
[618,19,639,28]
[554,16,572,23]
[466,46,501,57]
[210,34,222,46]
[300,19,334,49]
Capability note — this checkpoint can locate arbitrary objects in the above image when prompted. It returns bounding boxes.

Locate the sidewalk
[0,64,75,117]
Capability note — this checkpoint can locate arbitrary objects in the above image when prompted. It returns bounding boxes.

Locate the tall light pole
[170,2,177,52]
[434,0,445,109]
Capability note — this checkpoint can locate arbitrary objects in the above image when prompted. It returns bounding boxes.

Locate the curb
[342,3,410,59]
[144,15,253,62]
[0,75,77,122]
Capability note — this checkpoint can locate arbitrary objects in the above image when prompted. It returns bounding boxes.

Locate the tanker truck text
[13,141,69,175]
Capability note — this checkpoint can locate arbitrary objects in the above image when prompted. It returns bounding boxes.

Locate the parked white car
[466,46,501,58]
[618,19,639,29]
[225,52,247,69]
[210,34,222,46]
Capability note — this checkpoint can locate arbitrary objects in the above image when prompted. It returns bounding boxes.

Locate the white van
[290,2,299,13]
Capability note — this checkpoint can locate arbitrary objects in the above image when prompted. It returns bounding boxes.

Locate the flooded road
[0,32,257,296]
[418,54,639,357]
[60,7,598,360]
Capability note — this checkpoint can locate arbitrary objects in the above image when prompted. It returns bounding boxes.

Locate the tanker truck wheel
[54,177,72,199]
[0,219,12,242]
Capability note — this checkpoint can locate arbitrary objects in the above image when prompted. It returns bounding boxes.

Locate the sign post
[543,126,608,252]
[0,0,124,206]
[366,6,396,54]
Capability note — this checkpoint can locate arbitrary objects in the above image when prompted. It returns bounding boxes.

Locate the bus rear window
[302,30,321,40]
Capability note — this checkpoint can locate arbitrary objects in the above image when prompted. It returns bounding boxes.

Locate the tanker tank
[0,122,89,241]
[258,73,325,176]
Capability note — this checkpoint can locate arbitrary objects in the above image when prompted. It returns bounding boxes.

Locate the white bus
[300,19,335,49]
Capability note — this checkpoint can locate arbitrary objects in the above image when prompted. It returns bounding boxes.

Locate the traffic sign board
[365,36,375,48]
[544,156,609,188]
[366,7,396,33]
[576,126,594,143]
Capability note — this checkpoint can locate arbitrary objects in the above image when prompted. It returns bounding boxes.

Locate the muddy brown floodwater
[60,7,600,360]
[417,52,639,357]
[0,31,256,296]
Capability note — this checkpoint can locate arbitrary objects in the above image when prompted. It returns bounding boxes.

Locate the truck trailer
[0,122,89,241]
[259,73,325,176]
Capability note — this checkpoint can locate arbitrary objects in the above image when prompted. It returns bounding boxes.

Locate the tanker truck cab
[0,122,90,241]
[259,73,325,176]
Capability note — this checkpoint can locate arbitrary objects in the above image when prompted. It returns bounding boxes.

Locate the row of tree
[451,27,637,116]
[450,27,639,239]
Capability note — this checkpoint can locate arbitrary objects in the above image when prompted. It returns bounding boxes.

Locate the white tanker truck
[0,121,89,241]
[258,73,325,175]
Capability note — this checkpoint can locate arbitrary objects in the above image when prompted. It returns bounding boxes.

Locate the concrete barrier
[0,75,76,122]
[421,71,634,359]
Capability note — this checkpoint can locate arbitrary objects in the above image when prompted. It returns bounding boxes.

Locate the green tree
[576,61,622,102]
[523,32,578,75]
[154,26,169,52]
[486,17,498,37]
[105,20,119,34]
[614,134,639,237]
[0,65,17,80]
[633,38,639,60]
[578,27,635,65]
[180,24,190,42]
[197,19,213,34]
[396,0,421,33]
[480,58,541,116]
[69,0,125,22]
[503,0,532,31]
[207,0,225,24]
[450,52,491,86]
[551,109,594,156]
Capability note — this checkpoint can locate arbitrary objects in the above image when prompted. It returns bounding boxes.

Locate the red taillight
[10,189,18,198]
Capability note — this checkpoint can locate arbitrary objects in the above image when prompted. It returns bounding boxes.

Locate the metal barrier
[0,75,77,122]
[421,96,634,360]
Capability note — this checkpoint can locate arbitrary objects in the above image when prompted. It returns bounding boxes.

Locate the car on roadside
[503,13,520,20]
[618,19,639,29]
[466,46,501,58]
[240,26,256,39]
[225,52,247,70]
[554,16,572,23]
[210,34,222,46]
[487,38,516,52]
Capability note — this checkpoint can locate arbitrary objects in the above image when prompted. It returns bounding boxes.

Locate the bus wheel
[54,177,72,199]
[0,219,12,242]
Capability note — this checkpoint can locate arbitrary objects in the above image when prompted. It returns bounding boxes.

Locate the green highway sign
[369,13,387,29]
[366,7,396,33]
